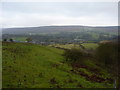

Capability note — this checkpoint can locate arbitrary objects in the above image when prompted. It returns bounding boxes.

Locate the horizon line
[2,25,119,29]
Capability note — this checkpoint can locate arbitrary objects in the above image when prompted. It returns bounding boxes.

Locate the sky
[0,2,118,28]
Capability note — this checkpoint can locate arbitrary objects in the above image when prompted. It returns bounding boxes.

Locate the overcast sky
[1,2,118,28]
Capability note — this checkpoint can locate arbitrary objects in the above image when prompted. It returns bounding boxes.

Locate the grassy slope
[2,42,113,88]
[81,43,99,50]
[49,44,80,49]
[50,43,98,50]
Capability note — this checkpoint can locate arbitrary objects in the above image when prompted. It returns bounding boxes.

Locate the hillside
[2,26,118,45]
[2,26,118,35]
[2,42,114,88]
[50,43,99,50]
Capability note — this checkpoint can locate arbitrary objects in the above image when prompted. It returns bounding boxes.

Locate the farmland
[49,44,80,49]
[81,43,99,50]
[49,43,99,50]
[13,37,27,42]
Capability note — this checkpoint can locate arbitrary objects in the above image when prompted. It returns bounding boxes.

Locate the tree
[26,38,32,43]
[9,38,13,42]
[3,38,7,42]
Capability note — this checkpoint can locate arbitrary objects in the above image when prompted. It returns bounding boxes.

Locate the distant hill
[2,26,118,35]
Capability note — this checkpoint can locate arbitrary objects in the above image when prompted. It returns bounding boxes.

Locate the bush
[26,38,32,43]
[63,48,85,63]
[9,38,14,42]
[95,42,118,68]
[3,38,7,42]
[95,42,119,82]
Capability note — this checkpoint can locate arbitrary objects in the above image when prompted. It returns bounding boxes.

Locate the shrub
[26,38,32,43]
[63,48,85,63]
[3,38,7,42]
[95,42,119,85]
[9,38,14,42]
[95,42,118,68]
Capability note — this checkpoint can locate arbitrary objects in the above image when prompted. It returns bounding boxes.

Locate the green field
[81,43,99,50]
[13,37,27,42]
[50,43,99,50]
[50,44,80,49]
[2,42,113,88]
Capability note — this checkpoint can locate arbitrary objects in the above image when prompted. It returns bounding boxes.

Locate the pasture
[2,42,113,88]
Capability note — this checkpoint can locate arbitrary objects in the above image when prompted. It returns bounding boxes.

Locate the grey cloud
[1,2,118,27]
